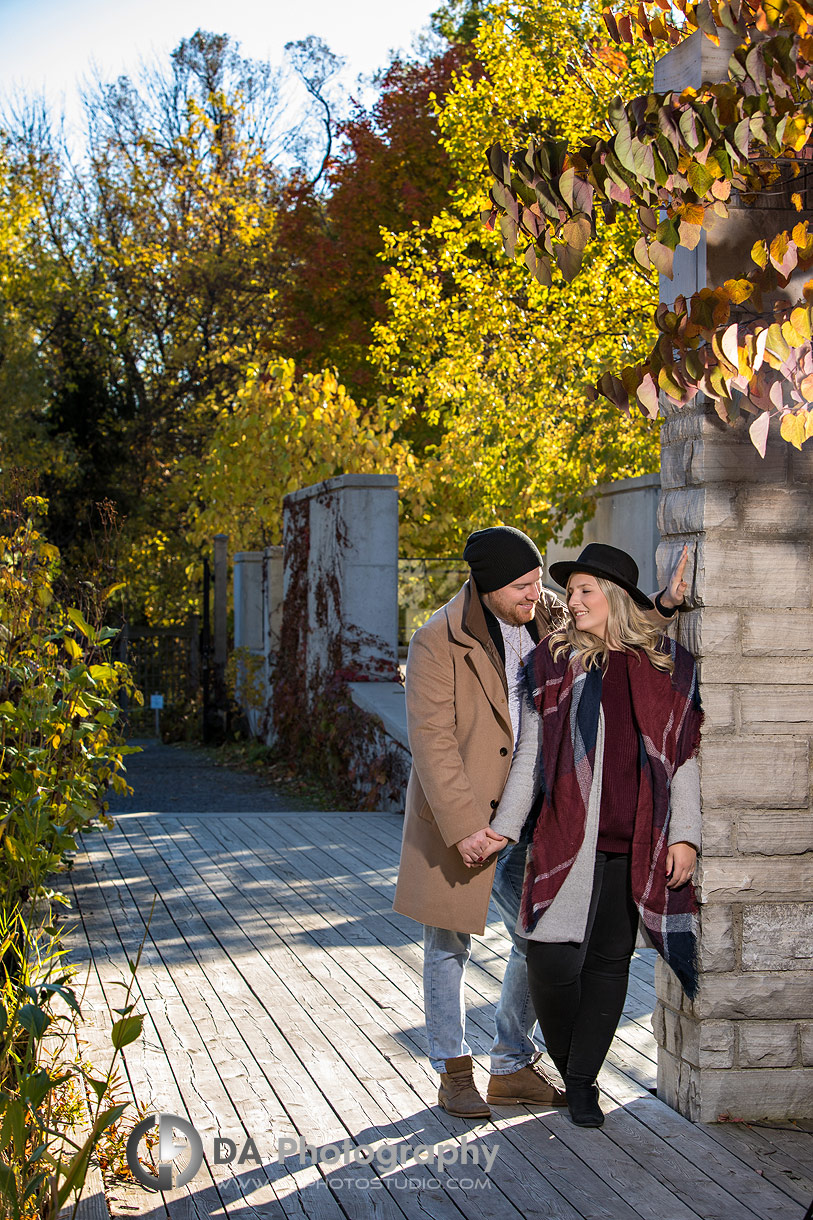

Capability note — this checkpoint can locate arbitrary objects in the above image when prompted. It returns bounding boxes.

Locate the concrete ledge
[349,682,409,750]
[284,473,399,504]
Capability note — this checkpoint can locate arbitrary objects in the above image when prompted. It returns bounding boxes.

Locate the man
[393,526,684,1118]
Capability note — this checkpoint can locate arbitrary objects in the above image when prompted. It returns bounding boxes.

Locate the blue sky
[0,0,443,129]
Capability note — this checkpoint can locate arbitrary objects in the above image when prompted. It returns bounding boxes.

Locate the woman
[487,543,702,1128]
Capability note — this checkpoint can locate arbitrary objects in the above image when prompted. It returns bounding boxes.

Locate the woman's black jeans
[526,851,639,1086]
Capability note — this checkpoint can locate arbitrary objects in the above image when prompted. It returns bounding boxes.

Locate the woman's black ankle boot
[565,1079,604,1127]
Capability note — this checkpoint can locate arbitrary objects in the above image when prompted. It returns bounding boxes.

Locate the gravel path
[106,737,315,815]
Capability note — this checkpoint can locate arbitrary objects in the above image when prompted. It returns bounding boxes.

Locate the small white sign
[150,694,164,710]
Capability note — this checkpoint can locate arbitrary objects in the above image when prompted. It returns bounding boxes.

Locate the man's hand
[666,841,697,889]
[456,827,508,868]
[660,544,689,610]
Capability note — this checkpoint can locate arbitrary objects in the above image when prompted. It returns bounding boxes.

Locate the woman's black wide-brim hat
[548,543,654,610]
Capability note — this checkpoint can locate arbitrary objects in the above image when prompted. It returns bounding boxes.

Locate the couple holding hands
[394,527,701,1129]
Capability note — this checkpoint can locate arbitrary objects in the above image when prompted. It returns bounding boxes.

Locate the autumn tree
[191,360,413,554]
[483,0,813,455]
[275,46,472,400]
[2,32,300,613]
[0,147,57,481]
[371,0,663,554]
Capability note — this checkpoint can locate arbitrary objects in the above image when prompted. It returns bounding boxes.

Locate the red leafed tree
[275,46,478,401]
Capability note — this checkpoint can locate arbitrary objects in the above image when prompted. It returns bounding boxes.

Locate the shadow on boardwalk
[69,750,813,1218]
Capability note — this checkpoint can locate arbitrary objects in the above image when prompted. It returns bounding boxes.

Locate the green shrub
[0,499,144,1219]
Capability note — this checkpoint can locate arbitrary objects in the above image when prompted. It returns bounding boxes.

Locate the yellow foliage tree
[374,0,663,554]
[189,359,413,555]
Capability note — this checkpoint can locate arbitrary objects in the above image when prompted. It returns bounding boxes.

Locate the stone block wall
[655,406,813,1121]
[650,26,813,1124]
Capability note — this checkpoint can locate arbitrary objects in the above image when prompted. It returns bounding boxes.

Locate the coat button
[490,799,499,809]
[500,747,508,756]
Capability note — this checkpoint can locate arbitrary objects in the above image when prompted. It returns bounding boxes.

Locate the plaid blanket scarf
[522,636,703,999]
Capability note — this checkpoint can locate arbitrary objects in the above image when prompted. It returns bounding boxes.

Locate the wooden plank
[245,810,656,1092]
[175,810,791,1220]
[71,846,239,1220]
[89,823,354,1220]
[282,812,656,1053]
[112,817,501,1220]
[68,845,220,1220]
[699,1121,813,1208]
[595,1064,806,1220]
[131,814,580,1220]
[233,811,809,1220]
[70,810,813,1220]
[152,816,696,1220]
[175,814,683,1220]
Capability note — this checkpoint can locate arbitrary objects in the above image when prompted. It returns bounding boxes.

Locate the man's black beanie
[463,526,543,594]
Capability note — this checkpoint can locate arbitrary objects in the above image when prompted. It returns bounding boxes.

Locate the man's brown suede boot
[438,1055,491,1118]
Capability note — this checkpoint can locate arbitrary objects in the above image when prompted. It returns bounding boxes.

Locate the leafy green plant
[0,909,147,1220]
[0,497,146,1218]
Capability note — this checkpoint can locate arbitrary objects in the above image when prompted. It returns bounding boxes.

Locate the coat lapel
[445,580,511,730]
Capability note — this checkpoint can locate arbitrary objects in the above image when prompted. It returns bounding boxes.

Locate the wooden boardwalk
[68,808,813,1220]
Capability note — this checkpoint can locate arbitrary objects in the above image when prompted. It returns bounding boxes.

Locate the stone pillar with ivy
[272,474,406,808]
[653,34,813,1123]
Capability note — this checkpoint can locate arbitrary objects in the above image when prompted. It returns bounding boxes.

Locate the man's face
[482,567,543,625]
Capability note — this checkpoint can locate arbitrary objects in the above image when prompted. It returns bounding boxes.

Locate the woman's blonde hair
[549,574,674,673]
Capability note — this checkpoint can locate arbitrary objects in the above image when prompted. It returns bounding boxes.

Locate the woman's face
[567,572,609,640]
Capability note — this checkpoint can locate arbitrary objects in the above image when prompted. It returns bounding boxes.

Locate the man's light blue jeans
[423,841,541,1074]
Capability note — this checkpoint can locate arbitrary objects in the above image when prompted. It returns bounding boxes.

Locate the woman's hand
[660,544,689,610]
[478,827,508,864]
[666,840,697,889]
[456,827,508,867]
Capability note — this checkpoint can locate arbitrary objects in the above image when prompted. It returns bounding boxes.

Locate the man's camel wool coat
[393,578,563,935]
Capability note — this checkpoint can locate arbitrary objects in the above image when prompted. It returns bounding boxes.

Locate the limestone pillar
[233,551,264,735]
[652,35,813,1121]
[213,533,229,722]
[280,474,399,698]
[263,545,284,744]
[263,545,284,665]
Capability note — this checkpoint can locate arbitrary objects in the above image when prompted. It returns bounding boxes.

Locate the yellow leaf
[784,116,809,153]
[780,411,807,450]
[723,278,754,305]
[790,307,812,342]
[793,222,813,258]
[90,664,118,682]
[765,322,790,362]
[64,636,82,661]
[66,607,93,638]
[783,317,806,348]
[751,240,768,270]
[679,202,705,225]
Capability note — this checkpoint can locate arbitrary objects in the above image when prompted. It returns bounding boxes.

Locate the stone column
[263,545,284,744]
[263,546,284,662]
[233,551,264,735]
[213,533,229,722]
[281,473,399,696]
[652,35,813,1121]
